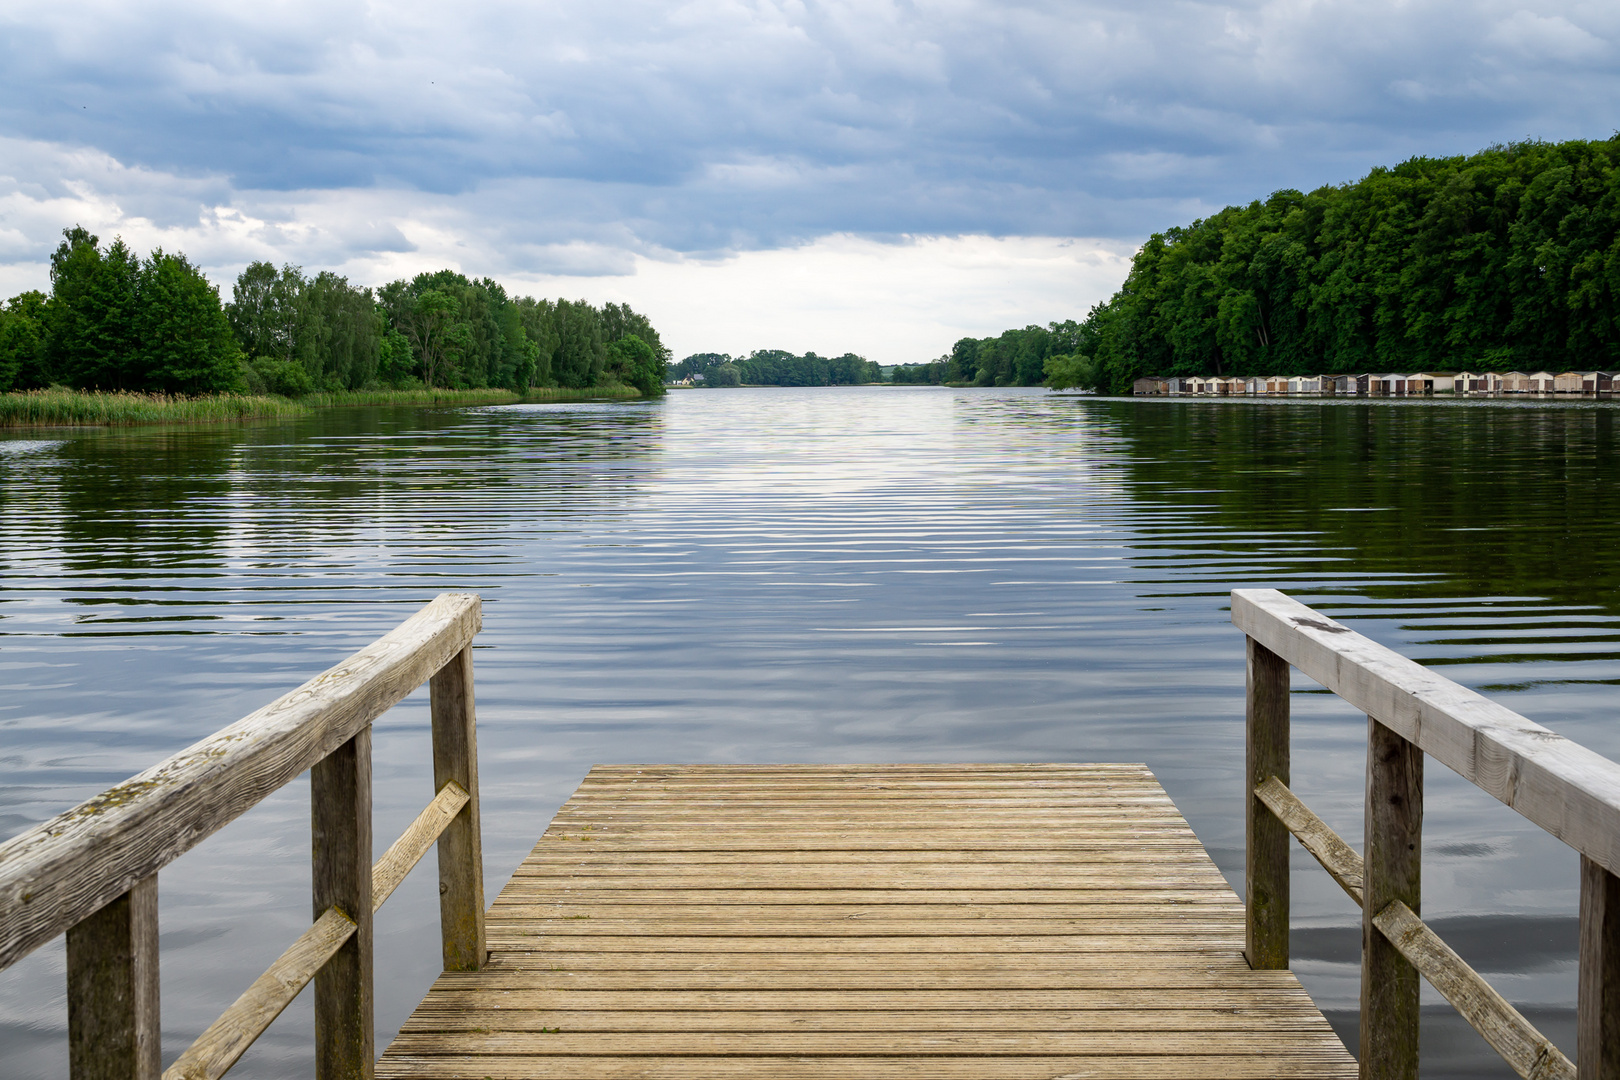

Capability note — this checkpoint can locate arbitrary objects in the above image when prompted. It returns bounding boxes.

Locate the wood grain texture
[1373,900,1573,1080]
[1362,719,1422,1080]
[0,592,482,973]
[429,645,485,973]
[1232,588,1620,876]
[1580,855,1620,1080]
[312,727,374,1080]
[1246,635,1291,970]
[165,783,471,1080]
[162,907,357,1080]
[373,783,468,913]
[1255,776,1365,906]
[376,764,1355,1079]
[68,874,159,1080]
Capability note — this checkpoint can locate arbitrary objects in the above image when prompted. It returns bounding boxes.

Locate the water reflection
[1,389,1616,1079]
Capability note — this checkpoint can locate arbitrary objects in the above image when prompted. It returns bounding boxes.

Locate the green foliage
[939,321,1085,386]
[890,360,947,384]
[707,362,742,387]
[1043,353,1099,391]
[0,291,47,392]
[135,250,246,394]
[1080,137,1620,393]
[606,334,667,396]
[717,349,881,386]
[25,228,242,395]
[670,352,731,380]
[0,388,305,427]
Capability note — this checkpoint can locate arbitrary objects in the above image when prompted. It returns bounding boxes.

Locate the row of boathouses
[1132,370,1618,396]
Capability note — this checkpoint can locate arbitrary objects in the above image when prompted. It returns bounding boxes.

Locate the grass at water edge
[0,385,643,427]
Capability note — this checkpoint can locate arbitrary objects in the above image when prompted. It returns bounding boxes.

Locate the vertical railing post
[431,644,486,972]
[1580,855,1620,1078]
[66,874,160,1080]
[312,727,374,1080]
[1246,635,1290,969]
[1362,717,1422,1080]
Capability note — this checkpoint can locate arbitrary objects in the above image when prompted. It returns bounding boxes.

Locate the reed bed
[0,384,644,429]
[0,389,308,428]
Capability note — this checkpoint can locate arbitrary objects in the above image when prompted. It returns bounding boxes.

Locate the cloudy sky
[1,0,1616,362]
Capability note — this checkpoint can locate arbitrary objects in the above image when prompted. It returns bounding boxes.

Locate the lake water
[3,386,1618,1078]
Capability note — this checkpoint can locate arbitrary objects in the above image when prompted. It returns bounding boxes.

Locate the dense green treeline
[672,349,881,386]
[0,226,668,398]
[890,321,1084,386]
[1075,137,1620,394]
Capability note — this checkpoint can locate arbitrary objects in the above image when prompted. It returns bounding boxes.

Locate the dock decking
[379,763,1354,1079]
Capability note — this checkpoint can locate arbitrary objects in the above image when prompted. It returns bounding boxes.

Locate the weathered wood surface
[378,764,1354,1079]
[1246,635,1291,970]
[1232,588,1620,877]
[0,592,482,973]
[1361,719,1422,1080]
[1580,855,1620,1080]
[167,781,473,1080]
[68,873,159,1080]
[429,646,485,973]
[1373,900,1574,1080]
[374,783,469,912]
[163,907,357,1080]
[313,727,374,1080]
[1255,776,1364,905]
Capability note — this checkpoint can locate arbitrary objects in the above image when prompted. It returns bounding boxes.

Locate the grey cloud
[0,0,1617,272]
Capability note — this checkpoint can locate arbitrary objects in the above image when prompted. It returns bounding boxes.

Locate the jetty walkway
[5,588,1616,1080]
[379,762,1352,1079]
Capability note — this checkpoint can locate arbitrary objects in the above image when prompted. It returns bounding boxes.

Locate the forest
[672,350,881,386]
[1072,136,1620,394]
[0,227,668,397]
[889,322,1084,386]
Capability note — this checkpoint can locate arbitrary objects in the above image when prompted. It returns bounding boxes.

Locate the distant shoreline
[0,385,642,429]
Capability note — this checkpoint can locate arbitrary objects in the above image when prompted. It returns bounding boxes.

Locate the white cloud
[1,0,1617,336]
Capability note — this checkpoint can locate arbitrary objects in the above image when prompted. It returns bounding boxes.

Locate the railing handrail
[1234,587,1609,1080]
[0,592,480,974]
[1234,587,1620,877]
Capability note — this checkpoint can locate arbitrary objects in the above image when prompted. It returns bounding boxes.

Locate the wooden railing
[0,593,486,1080]
[1234,587,1620,1080]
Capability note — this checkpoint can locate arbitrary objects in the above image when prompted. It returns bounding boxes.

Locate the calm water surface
[3,387,1618,1077]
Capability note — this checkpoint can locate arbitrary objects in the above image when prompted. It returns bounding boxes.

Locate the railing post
[431,644,486,972]
[1580,855,1620,1078]
[312,726,373,1080]
[66,874,159,1080]
[1246,635,1290,969]
[1362,717,1422,1080]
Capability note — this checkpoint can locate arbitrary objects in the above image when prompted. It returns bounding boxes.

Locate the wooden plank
[1232,588,1620,876]
[0,592,482,973]
[373,783,469,913]
[377,1055,1358,1079]
[385,1030,1354,1054]
[67,873,159,1080]
[1255,777,1364,905]
[1361,718,1421,1080]
[1580,855,1620,1080]
[162,908,357,1080]
[167,785,475,1080]
[1373,900,1573,1080]
[430,645,485,973]
[1246,635,1290,970]
[379,765,1354,1080]
[312,727,374,1080]
[398,1007,1354,1033]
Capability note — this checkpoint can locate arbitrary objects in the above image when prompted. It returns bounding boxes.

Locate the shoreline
[0,385,643,429]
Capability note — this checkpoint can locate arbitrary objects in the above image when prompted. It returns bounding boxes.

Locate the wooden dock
[378,763,1355,1079]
